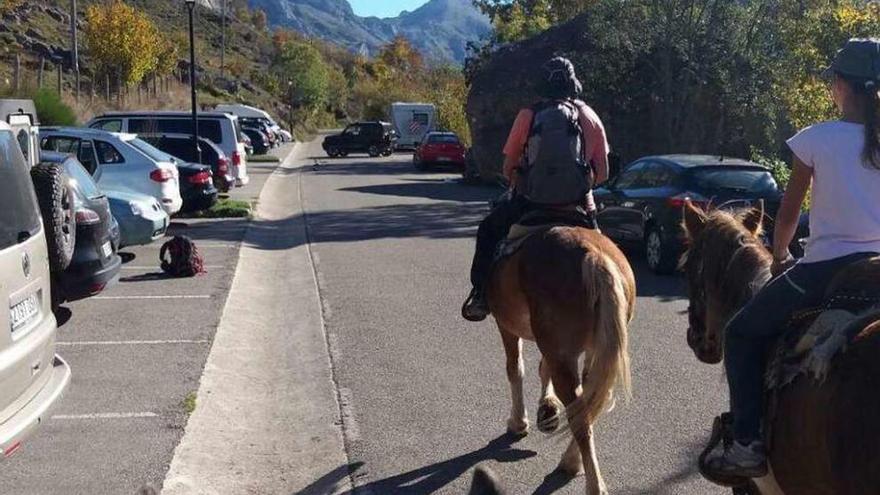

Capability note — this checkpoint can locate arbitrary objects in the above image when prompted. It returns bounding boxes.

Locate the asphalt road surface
[298,136,731,495]
[2,149,287,494]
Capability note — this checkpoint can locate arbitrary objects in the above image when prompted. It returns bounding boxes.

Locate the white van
[214,104,292,143]
[390,103,437,149]
[87,112,250,186]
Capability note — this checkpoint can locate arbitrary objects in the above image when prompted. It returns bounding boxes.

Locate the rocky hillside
[248,0,490,63]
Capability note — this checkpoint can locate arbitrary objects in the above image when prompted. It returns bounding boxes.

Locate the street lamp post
[287,80,294,135]
[185,0,201,163]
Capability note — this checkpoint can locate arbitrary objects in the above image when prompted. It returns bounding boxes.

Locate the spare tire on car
[30,163,76,273]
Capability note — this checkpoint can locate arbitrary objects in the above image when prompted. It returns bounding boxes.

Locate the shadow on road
[340,180,502,204]
[297,433,538,495]
[309,160,424,177]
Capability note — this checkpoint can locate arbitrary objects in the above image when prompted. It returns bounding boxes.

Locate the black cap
[821,38,880,83]
[539,57,583,99]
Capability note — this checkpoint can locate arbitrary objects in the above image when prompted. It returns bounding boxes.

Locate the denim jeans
[725,252,877,442]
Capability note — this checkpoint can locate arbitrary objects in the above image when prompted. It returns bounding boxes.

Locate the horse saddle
[766,256,880,391]
[495,207,596,262]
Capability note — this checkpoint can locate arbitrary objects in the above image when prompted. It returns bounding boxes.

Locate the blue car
[107,190,169,248]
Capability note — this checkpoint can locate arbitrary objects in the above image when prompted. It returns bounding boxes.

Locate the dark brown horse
[681,201,880,495]
[488,226,634,495]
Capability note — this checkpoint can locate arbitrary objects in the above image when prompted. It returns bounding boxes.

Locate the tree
[84,1,162,87]
[275,40,330,113]
[252,9,268,31]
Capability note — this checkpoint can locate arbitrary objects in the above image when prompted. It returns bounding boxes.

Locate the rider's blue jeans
[725,251,877,443]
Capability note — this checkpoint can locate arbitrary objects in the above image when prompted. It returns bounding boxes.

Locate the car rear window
[688,167,779,195]
[0,130,41,250]
[129,118,224,144]
[427,134,459,144]
[128,138,176,163]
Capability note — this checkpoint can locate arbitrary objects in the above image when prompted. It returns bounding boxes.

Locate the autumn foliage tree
[84,1,164,88]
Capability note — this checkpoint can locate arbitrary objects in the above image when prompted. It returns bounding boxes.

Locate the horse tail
[571,251,632,426]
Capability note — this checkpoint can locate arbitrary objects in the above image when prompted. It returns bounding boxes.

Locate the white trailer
[390,102,436,149]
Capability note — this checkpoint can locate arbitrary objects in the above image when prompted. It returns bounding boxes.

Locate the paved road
[3,148,288,494]
[298,136,731,495]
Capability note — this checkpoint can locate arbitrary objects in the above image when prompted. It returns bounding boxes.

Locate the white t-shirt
[787,121,880,263]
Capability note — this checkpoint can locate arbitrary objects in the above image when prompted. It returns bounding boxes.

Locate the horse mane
[686,208,773,311]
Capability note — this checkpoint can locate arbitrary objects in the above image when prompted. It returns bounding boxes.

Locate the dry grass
[63,81,196,124]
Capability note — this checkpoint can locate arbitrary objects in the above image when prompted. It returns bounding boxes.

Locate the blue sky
[349,0,430,18]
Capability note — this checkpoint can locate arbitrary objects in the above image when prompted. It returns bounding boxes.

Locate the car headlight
[130,203,143,216]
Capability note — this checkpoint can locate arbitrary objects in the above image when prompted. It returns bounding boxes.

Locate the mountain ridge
[248,0,490,63]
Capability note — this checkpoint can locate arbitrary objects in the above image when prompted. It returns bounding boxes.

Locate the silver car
[0,121,71,459]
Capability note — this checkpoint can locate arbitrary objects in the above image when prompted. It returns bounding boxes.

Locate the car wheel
[382,148,393,157]
[326,146,340,158]
[645,227,678,275]
[31,163,76,273]
[338,150,349,157]
[368,145,381,158]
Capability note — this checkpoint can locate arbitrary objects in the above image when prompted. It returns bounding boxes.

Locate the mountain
[248,0,491,63]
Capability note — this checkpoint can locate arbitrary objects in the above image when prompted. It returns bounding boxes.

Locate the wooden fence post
[13,54,21,92]
[105,73,111,101]
[56,63,62,94]
[38,57,45,88]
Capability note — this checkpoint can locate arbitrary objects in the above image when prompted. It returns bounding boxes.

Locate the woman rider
[707,38,880,477]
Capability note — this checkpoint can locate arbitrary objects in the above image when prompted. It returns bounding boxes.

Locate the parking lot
[4,146,292,494]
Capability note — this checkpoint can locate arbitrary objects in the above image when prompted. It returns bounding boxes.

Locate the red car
[414,132,467,170]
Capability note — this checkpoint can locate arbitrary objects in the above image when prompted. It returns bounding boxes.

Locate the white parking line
[57,340,210,347]
[121,265,224,270]
[92,295,212,300]
[52,412,159,420]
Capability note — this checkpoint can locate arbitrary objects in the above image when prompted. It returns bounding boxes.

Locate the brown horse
[681,201,880,495]
[488,226,634,495]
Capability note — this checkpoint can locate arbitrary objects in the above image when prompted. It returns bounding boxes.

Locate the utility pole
[71,0,80,100]
[186,0,201,164]
[220,0,226,80]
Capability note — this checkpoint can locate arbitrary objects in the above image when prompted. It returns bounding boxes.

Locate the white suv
[0,121,71,459]
[40,128,183,215]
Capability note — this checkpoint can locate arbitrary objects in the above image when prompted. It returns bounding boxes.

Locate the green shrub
[32,88,77,126]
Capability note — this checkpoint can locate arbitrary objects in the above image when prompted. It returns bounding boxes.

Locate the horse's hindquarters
[771,328,880,495]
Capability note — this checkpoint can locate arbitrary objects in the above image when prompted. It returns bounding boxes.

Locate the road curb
[161,140,352,494]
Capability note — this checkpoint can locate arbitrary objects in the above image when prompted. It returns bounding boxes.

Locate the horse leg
[499,328,528,435]
[548,356,607,495]
[537,357,564,433]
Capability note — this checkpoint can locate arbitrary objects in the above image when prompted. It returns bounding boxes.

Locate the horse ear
[742,200,765,236]
[682,200,707,238]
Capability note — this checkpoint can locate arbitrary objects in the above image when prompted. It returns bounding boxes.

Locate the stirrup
[461,288,489,322]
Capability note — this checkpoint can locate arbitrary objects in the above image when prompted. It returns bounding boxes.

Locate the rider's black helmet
[538,57,583,100]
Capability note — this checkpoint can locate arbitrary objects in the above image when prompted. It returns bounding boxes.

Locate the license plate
[438,157,452,162]
[102,241,112,258]
[10,293,39,332]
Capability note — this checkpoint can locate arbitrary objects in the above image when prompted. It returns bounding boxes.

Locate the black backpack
[160,236,205,277]
[519,99,590,205]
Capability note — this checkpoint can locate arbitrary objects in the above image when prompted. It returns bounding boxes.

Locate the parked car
[241,117,278,147]
[139,133,235,192]
[107,190,169,248]
[40,128,183,215]
[40,152,122,304]
[323,121,396,158]
[414,132,467,170]
[0,121,71,458]
[87,111,250,186]
[593,155,783,274]
[214,104,292,142]
[241,126,270,155]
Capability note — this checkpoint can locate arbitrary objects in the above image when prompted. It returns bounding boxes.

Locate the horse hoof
[537,400,563,434]
[506,417,529,436]
[556,461,584,477]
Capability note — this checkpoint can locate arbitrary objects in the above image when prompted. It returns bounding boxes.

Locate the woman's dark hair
[839,72,880,169]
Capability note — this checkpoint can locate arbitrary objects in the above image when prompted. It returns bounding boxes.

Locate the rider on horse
[706,38,880,478]
[462,56,610,322]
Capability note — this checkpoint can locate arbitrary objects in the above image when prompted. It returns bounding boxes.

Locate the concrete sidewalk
[162,143,351,494]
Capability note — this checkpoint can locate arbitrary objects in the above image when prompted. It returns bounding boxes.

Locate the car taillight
[233,151,242,166]
[188,170,212,185]
[75,207,101,225]
[668,193,709,210]
[150,169,174,182]
[218,156,229,174]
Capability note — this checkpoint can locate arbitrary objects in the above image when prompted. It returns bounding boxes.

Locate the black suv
[322,121,396,158]
[593,155,783,274]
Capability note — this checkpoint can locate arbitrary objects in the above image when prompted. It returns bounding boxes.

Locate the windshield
[427,134,459,144]
[128,137,177,163]
[0,130,41,250]
[688,167,779,195]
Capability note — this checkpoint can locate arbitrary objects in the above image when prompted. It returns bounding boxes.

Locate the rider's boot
[706,439,768,479]
[462,286,490,322]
